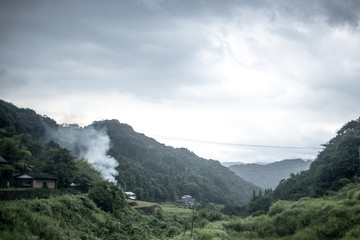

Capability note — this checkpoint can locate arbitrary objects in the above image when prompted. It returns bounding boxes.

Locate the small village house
[16,173,57,189]
[179,195,195,205]
[0,156,11,188]
[125,191,137,200]
[0,155,8,165]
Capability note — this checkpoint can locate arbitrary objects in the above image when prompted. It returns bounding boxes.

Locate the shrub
[88,181,126,213]
[268,200,290,216]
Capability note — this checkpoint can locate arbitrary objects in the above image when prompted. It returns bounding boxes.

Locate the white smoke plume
[46,125,118,182]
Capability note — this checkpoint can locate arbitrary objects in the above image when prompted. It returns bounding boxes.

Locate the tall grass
[224,184,360,239]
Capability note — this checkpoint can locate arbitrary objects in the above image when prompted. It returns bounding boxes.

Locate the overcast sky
[1,0,360,163]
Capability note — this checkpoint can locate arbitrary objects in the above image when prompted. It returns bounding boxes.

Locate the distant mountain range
[222,161,271,167]
[227,159,312,189]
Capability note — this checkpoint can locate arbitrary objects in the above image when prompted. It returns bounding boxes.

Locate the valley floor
[171,182,360,240]
[1,182,360,239]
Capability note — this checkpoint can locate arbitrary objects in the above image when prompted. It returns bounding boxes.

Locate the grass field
[160,203,193,218]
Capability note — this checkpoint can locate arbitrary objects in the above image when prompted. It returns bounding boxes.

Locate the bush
[88,181,126,213]
[268,200,288,216]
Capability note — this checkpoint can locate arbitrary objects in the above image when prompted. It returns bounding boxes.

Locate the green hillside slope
[184,182,360,240]
[273,118,360,201]
[0,100,260,204]
[92,120,260,204]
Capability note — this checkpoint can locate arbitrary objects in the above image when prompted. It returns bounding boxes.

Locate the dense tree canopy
[92,120,260,204]
[239,117,360,216]
[0,100,102,191]
[273,118,360,201]
[0,100,260,204]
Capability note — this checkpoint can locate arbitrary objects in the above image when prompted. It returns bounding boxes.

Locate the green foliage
[73,158,103,192]
[0,100,104,191]
[224,183,360,239]
[0,100,26,136]
[1,100,259,205]
[273,118,360,201]
[42,141,78,188]
[1,193,215,240]
[88,181,126,214]
[268,200,288,216]
[247,195,272,215]
[0,194,157,240]
[93,119,261,204]
[221,204,247,216]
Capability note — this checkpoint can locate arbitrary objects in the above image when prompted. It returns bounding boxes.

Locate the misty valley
[1,99,360,239]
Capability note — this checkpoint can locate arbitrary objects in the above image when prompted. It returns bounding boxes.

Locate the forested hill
[0,100,260,204]
[91,120,261,204]
[272,117,360,201]
[229,159,312,189]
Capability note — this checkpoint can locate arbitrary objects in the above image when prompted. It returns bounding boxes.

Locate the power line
[152,135,324,150]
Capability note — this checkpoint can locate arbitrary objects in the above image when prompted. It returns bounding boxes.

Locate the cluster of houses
[124,191,136,200]
[0,155,57,189]
[1,155,196,207]
[178,195,195,205]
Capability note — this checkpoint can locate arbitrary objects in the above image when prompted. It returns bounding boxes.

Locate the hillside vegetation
[223,118,360,218]
[2,181,360,239]
[0,182,193,240]
[92,120,260,204]
[2,99,360,239]
[170,181,360,240]
[0,100,260,204]
[272,118,360,201]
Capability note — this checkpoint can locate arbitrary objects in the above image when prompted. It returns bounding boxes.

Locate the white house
[125,191,137,200]
[179,195,195,205]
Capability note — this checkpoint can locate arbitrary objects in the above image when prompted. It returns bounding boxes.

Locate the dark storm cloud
[319,0,360,27]
[1,0,359,97]
[0,0,219,98]
[1,0,359,163]
[274,0,360,27]
[0,0,359,104]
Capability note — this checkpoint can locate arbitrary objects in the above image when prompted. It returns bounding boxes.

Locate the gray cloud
[320,0,360,27]
[0,0,215,99]
[1,0,360,162]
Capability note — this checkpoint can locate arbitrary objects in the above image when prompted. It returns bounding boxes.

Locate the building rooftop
[17,172,57,180]
[0,155,8,164]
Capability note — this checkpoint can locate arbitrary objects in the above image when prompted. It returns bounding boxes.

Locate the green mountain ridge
[90,119,261,204]
[0,100,260,204]
[272,118,360,201]
[241,116,360,218]
[2,99,360,239]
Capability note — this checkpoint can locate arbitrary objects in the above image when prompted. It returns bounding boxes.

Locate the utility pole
[191,203,195,237]
[358,146,360,176]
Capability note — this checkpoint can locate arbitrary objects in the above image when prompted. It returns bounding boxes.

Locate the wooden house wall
[33,179,56,188]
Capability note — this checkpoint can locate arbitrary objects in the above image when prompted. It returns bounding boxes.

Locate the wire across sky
[152,135,325,150]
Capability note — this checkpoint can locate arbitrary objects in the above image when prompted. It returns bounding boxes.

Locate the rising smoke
[46,125,118,182]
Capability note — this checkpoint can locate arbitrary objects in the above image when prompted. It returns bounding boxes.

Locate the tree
[88,181,126,214]
[43,141,77,188]
[73,158,102,192]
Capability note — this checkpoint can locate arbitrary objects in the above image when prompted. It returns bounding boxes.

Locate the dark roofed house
[0,156,11,188]
[16,173,57,189]
[0,156,8,164]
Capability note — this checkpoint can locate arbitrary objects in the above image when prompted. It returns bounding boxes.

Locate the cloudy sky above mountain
[1,0,360,163]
